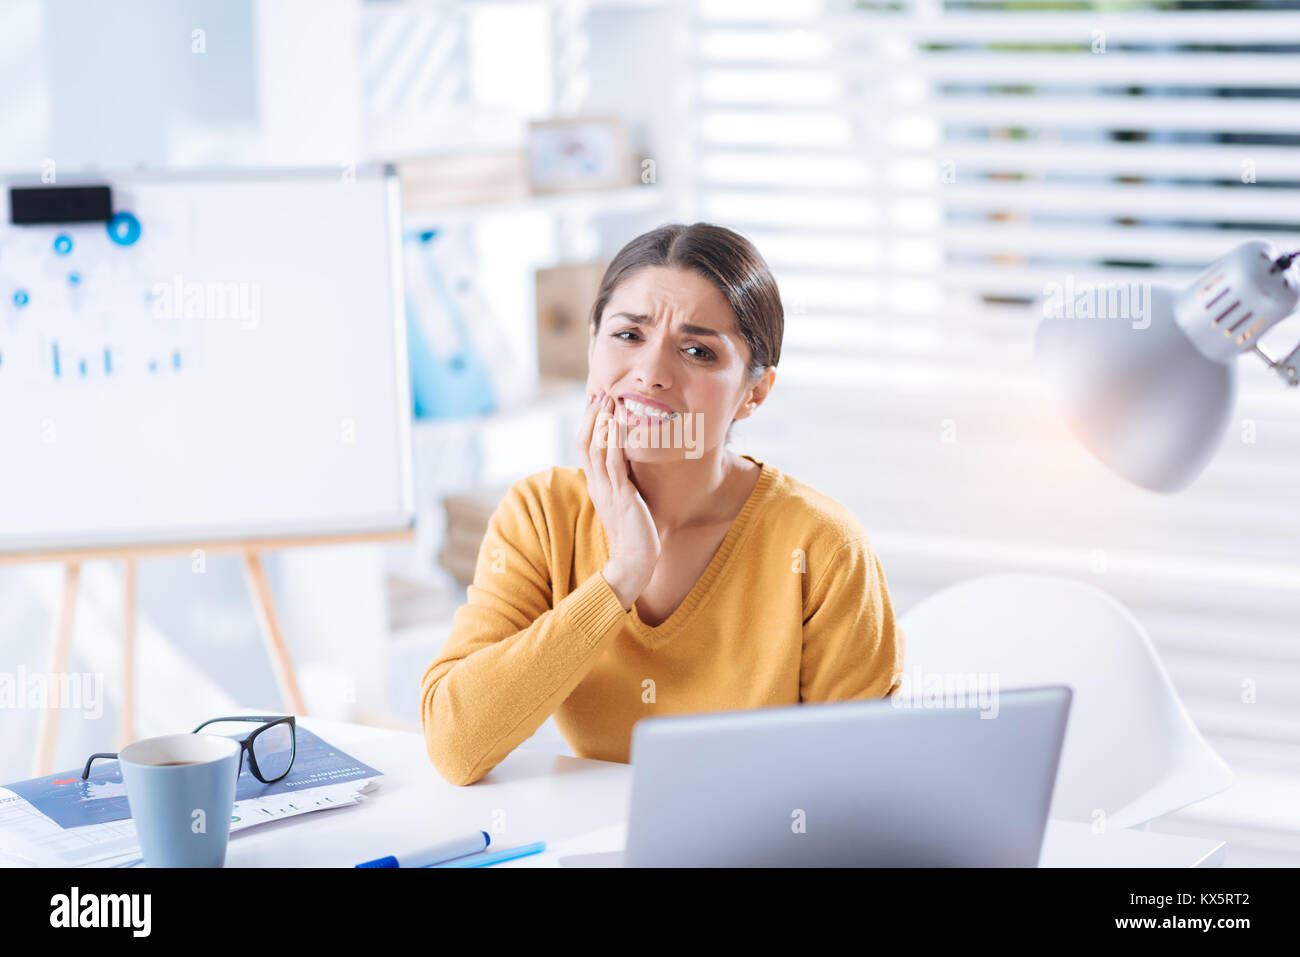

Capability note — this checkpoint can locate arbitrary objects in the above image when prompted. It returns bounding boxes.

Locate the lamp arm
[1263,250,1300,385]
[1251,338,1300,387]
[1262,250,1300,385]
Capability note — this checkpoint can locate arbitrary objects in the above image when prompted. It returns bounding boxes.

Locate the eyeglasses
[193,715,297,784]
[81,715,297,785]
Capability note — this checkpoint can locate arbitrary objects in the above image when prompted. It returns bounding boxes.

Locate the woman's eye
[612,331,714,361]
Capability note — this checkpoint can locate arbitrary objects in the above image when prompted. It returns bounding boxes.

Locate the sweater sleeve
[799,536,906,703]
[419,478,629,786]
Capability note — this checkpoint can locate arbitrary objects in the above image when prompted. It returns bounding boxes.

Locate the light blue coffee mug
[118,733,241,868]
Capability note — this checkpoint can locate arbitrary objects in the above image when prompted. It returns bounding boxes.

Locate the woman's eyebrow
[610,311,722,339]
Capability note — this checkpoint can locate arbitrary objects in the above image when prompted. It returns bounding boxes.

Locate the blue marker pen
[430,841,546,868]
[357,830,490,868]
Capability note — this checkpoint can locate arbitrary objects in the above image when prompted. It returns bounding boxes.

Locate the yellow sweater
[419,454,906,786]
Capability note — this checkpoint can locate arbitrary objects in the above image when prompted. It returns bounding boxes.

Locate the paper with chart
[0,727,382,867]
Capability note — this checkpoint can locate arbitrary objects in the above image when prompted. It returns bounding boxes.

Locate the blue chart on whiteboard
[4,728,381,830]
[0,198,211,384]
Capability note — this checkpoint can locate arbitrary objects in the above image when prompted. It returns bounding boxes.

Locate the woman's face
[587,265,769,462]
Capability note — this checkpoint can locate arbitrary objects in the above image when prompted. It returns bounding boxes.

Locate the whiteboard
[0,166,413,554]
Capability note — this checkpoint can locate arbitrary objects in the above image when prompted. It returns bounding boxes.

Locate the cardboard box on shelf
[536,261,608,381]
[442,487,506,526]
[437,486,510,586]
[444,518,495,554]
[436,544,480,588]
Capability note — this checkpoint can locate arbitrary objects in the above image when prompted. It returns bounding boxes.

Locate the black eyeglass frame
[81,715,297,784]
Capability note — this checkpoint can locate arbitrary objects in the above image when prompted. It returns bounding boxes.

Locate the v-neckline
[599,455,776,649]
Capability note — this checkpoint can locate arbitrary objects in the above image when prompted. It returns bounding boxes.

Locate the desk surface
[226,715,1227,868]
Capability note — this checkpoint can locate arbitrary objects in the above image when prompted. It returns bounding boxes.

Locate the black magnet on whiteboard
[9,185,112,225]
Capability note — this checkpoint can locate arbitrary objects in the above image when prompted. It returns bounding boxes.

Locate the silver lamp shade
[1035,284,1237,493]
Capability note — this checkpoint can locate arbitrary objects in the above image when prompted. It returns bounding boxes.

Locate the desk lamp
[1034,240,1300,492]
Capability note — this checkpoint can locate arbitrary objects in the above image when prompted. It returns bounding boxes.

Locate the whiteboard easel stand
[3,528,414,777]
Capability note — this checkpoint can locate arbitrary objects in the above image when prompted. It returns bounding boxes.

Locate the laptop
[618,685,1072,867]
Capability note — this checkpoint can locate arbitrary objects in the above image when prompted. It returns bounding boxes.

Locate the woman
[420,223,905,786]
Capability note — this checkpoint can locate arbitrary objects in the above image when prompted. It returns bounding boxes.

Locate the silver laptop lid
[625,685,1072,866]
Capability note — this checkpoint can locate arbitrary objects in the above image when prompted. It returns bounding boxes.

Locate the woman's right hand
[576,389,660,611]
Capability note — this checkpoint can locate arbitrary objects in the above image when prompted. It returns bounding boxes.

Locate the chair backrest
[897,574,1234,829]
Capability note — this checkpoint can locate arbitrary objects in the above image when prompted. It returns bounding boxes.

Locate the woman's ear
[733,367,776,422]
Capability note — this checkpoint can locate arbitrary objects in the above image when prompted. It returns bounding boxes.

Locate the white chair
[897,573,1234,829]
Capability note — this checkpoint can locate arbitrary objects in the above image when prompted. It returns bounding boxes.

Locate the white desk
[226,715,1227,868]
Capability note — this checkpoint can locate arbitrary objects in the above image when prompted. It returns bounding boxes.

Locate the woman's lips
[618,393,677,414]
[616,397,676,426]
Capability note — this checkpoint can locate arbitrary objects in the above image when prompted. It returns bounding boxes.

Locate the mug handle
[81,752,119,780]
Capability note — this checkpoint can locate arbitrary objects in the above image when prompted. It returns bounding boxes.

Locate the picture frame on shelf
[527,116,634,195]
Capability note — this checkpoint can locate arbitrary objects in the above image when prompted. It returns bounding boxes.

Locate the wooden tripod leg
[32,562,80,777]
[241,551,307,715]
[119,558,136,748]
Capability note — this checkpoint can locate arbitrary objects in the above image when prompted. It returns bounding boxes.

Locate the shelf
[402,185,667,232]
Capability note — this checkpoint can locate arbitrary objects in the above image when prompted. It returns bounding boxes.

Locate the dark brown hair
[589,222,783,381]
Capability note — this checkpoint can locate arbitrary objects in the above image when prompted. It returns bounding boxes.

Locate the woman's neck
[626,449,755,532]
